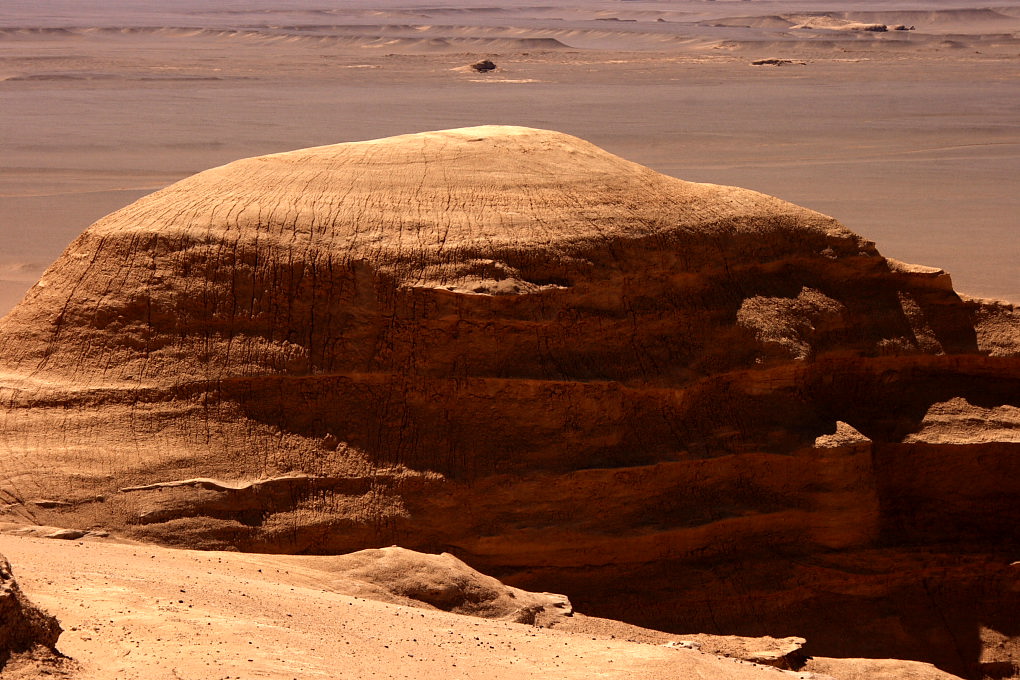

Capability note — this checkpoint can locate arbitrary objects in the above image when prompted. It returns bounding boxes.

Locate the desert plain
[1,1,1019,679]
[2,0,1020,312]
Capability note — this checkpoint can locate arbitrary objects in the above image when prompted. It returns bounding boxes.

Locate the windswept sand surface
[0,533,819,680]
[1,0,1018,313]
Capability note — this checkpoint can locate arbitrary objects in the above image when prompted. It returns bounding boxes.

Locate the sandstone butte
[0,126,1017,678]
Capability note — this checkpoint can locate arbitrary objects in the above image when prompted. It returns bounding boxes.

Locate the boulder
[470,59,496,72]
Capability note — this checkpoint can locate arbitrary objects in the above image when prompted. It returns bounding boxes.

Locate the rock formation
[0,553,61,668]
[0,126,1017,678]
[470,59,497,72]
[298,546,572,624]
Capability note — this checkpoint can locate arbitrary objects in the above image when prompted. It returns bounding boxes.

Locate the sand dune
[711,32,1020,54]
[838,7,1020,31]
[3,4,1019,53]
[0,26,573,51]
[5,17,1017,57]
[0,24,699,51]
[703,7,1020,35]
[705,15,804,30]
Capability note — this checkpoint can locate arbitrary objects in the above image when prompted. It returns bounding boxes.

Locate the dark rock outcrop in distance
[0,554,61,668]
[470,59,496,72]
[751,58,801,65]
[0,126,1017,678]
[753,58,787,65]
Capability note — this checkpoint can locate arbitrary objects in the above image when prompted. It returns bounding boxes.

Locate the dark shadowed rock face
[0,554,61,667]
[0,126,1017,678]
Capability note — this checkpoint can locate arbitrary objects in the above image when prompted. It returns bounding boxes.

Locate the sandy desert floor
[0,531,970,680]
[1,0,1019,315]
[0,532,820,680]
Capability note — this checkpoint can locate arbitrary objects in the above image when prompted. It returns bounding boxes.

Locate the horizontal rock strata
[0,126,1017,678]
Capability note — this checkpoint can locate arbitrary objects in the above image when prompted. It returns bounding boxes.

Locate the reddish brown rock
[297,545,573,624]
[0,126,1017,677]
[0,553,61,668]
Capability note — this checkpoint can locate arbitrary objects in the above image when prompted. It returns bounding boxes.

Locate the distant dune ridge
[0,127,1018,677]
[0,25,574,52]
[3,4,1019,53]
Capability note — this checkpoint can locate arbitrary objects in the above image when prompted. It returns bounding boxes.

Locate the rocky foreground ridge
[0,126,1017,677]
[0,551,61,671]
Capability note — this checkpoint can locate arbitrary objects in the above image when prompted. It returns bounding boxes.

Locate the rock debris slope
[0,126,1017,677]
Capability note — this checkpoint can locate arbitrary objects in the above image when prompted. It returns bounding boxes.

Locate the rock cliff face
[0,126,1017,678]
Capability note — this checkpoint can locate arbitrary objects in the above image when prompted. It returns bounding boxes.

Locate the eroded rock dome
[1,126,1018,677]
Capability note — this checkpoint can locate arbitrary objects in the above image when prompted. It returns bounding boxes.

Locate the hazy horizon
[2,0,1018,313]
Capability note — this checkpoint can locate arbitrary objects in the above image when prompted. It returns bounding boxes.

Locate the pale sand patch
[0,534,813,680]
